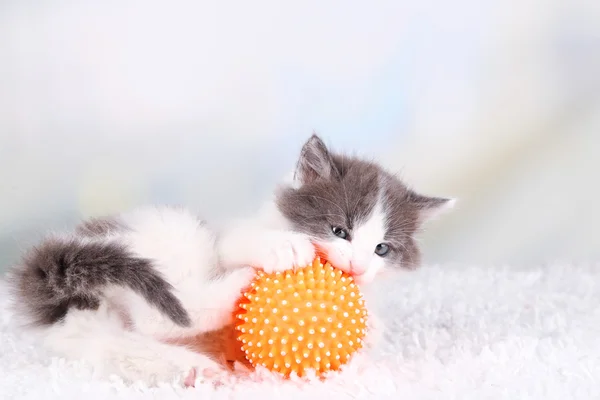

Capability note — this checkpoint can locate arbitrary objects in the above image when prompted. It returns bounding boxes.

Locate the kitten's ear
[294,134,336,184]
[408,191,456,224]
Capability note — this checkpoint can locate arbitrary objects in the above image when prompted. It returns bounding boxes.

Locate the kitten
[6,134,453,386]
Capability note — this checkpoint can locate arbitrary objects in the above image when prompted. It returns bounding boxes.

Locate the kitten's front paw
[116,348,224,387]
[178,354,227,388]
[258,232,315,273]
[183,364,226,388]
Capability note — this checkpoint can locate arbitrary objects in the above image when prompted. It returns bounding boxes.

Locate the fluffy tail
[8,237,191,327]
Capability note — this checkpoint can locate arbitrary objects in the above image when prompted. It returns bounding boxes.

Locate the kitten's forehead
[312,155,380,229]
[326,156,419,234]
[277,155,385,235]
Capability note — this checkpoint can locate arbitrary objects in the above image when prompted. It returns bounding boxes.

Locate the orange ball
[234,257,368,378]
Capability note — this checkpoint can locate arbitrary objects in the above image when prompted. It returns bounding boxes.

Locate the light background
[1,0,599,273]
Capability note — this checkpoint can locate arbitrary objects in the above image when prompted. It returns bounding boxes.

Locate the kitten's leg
[41,305,224,387]
[217,221,315,273]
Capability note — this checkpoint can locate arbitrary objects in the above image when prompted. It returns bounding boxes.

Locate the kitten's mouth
[313,243,361,277]
[324,258,362,278]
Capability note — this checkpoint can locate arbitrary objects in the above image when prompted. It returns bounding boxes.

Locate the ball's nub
[235,257,368,377]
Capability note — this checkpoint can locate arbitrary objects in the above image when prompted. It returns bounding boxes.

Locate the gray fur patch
[277,153,380,239]
[7,238,191,327]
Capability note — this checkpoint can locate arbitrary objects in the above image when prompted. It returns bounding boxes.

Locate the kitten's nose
[349,261,366,276]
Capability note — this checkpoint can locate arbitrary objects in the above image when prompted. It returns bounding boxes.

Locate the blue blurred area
[1,0,599,271]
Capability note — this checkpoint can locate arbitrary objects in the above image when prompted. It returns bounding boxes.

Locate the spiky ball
[235,257,368,377]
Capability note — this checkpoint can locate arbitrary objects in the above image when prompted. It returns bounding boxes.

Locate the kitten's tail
[7,236,191,327]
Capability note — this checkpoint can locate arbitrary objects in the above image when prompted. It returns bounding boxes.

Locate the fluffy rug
[1,263,599,400]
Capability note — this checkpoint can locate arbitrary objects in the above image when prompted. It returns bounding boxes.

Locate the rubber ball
[235,257,368,377]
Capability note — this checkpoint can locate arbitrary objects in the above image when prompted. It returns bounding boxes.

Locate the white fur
[216,204,315,275]
[31,206,261,385]
[24,204,320,386]
[41,302,221,386]
[110,206,255,337]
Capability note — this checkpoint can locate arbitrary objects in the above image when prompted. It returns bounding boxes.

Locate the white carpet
[1,263,599,400]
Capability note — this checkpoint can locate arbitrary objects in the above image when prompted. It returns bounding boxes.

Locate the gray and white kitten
[6,134,453,386]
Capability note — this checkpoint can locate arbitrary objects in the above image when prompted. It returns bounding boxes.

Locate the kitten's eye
[375,243,390,257]
[332,226,348,239]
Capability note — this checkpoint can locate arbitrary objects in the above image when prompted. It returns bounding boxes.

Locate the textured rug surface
[1,263,599,400]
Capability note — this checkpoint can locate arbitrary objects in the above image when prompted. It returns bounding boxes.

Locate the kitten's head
[276,134,454,284]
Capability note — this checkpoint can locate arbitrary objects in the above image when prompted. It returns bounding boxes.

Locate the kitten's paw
[179,356,226,388]
[183,367,197,387]
[121,349,225,387]
[183,364,226,388]
[258,232,315,273]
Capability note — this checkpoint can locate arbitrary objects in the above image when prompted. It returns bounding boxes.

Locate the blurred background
[1,0,599,273]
